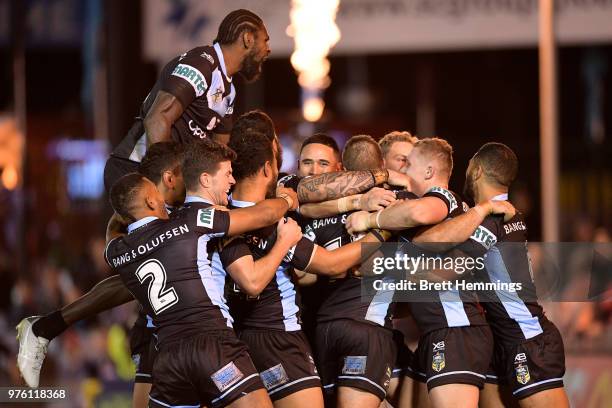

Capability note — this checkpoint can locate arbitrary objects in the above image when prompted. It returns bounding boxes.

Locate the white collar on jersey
[213,42,232,83]
[492,193,509,201]
[184,195,214,205]
[128,216,159,234]
[228,194,255,208]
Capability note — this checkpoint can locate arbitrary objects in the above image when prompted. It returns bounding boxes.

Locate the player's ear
[473,165,483,180]
[199,172,211,189]
[425,165,434,180]
[162,170,174,189]
[242,31,253,49]
[263,160,272,178]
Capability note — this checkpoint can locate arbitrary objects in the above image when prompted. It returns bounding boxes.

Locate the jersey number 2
[135,259,179,314]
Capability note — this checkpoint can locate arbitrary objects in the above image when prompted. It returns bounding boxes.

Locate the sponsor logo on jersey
[427,186,458,213]
[212,88,224,104]
[178,52,187,61]
[470,225,498,249]
[188,120,205,138]
[504,220,526,234]
[226,105,234,115]
[197,208,215,229]
[307,354,318,374]
[171,63,207,97]
[211,361,244,392]
[260,363,289,390]
[342,356,367,375]
[432,341,446,372]
[200,52,214,64]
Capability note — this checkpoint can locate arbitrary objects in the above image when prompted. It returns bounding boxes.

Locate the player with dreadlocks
[104,9,271,192]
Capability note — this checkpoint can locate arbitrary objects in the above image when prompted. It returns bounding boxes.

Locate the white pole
[539,0,560,242]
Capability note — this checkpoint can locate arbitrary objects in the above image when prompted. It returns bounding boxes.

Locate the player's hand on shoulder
[360,187,396,211]
[277,217,302,247]
[345,210,371,235]
[487,200,516,222]
[387,169,412,189]
[276,186,299,211]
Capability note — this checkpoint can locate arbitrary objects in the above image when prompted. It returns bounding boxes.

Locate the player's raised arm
[299,187,396,219]
[143,90,185,145]
[296,168,409,203]
[227,186,298,235]
[304,230,391,277]
[412,200,515,246]
[223,218,303,296]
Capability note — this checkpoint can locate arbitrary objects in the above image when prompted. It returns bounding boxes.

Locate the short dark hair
[109,173,148,223]
[473,142,518,187]
[229,131,274,181]
[182,139,237,191]
[231,110,276,142]
[300,133,340,159]
[214,9,264,45]
[138,142,184,185]
[342,135,383,171]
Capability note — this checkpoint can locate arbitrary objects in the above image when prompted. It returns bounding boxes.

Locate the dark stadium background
[0,1,610,407]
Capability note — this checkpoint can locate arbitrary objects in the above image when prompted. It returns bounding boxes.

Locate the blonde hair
[414,137,453,178]
[378,131,418,157]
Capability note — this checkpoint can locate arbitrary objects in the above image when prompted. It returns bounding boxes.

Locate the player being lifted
[105,9,270,190]
[413,143,569,408]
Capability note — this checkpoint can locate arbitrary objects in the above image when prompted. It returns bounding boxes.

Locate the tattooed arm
[297,169,410,203]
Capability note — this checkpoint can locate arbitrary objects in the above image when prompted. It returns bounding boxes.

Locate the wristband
[370,169,389,186]
[375,209,383,229]
[338,196,350,213]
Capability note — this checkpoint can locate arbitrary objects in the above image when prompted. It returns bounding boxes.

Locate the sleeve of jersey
[160,55,212,109]
[423,187,460,217]
[466,215,502,254]
[220,237,252,268]
[277,174,301,192]
[286,237,316,270]
[193,207,230,236]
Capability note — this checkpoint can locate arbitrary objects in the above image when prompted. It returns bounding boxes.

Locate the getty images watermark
[356,242,611,302]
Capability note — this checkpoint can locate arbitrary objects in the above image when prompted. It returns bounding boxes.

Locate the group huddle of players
[15,8,570,408]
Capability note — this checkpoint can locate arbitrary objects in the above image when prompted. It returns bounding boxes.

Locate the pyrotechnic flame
[287,0,340,122]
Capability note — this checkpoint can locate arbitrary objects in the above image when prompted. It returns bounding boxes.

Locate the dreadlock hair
[214,9,264,45]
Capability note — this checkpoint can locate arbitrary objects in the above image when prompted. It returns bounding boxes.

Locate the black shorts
[315,319,397,401]
[238,329,321,401]
[391,329,415,379]
[149,330,264,408]
[485,318,565,399]
[104,155,139,193]
[129,320,157,384]
[411,325,493,391]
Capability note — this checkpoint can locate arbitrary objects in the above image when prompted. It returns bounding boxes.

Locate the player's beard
[463,172,476,204]
[240,49,264,83]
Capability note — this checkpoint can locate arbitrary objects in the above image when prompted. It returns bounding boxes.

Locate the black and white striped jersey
[219,199,316,332]
[112,43,235,162]
[105,196,232,346]
[458,200,545,345]
[399,187,488,335]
